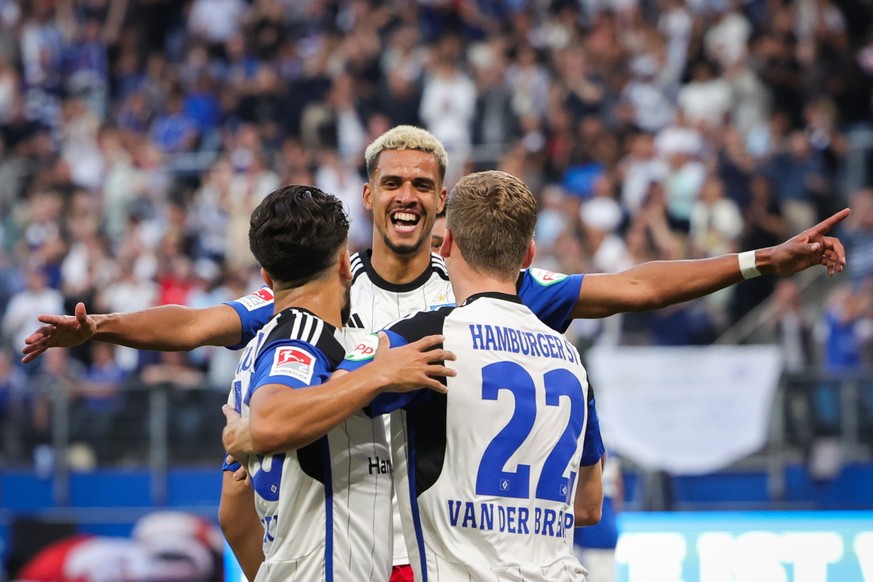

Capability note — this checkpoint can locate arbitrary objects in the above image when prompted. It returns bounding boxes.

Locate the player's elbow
[574,503,602,527]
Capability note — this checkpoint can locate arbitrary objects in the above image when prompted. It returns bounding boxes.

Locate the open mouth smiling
[390,210,422,233]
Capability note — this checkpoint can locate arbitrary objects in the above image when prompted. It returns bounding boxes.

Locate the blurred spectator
[187,0,248,51]
[313,147,370,252]
[621,53,675,133]
[689,176,743,258]
[766,130,828,234]
[470,43,519,170]
[63,14,109,118]
[27,349,86,460]
[677,60,731,130]
[419,47,476,184]
[658,119,706,233]
[812,286,873,435]
[140,351,208,461]
[769,279,815,374]
[150,91,199,154]
[0,349,27,459]
[731,173,787,322]
[68,343,127,462]
[2,261,63,369]
[843,188,873,288]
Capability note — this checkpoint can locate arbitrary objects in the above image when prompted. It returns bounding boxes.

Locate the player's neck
[272,280,346,329]
[369,240,432,286]
[449,261,518,306]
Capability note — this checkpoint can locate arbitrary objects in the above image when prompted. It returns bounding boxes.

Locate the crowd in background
[0,0,872,465]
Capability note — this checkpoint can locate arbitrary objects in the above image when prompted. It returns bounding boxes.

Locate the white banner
[586,345,783,475]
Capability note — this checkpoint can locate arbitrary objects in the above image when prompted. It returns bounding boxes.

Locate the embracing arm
[239,334,454,455]
[21,302,244,362]
[574,459,604,526]
[218,471,264,581]
[572,208,850,319]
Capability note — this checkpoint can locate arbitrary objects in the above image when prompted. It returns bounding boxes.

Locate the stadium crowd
[0,0,872,465]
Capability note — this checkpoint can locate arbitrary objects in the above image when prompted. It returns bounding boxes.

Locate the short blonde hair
[364,125,448,182]
[446,171,537,280]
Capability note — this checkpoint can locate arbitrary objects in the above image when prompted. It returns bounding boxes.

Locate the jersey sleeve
[338,329,430,416]
[222,287,276,349]
[245,339,333,405]
[580,393,605,466]
[517,268,584,333]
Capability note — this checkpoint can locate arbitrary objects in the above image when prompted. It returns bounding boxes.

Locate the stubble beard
[340,282,352,326]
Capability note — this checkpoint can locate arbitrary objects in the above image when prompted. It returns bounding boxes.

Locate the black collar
[358,249,439,293]
[461,291,523,306]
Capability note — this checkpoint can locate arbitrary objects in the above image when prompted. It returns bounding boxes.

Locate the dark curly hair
[248,185,350,288]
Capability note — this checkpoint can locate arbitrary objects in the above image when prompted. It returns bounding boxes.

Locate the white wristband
[738,250,761,280]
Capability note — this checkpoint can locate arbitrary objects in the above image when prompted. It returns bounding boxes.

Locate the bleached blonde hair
[364,125,448,182]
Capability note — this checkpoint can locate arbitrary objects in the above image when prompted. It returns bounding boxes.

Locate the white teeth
[394,212,417,222]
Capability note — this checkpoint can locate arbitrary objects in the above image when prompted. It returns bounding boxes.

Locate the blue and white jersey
[223,254,585,568]
[340,293,605,582]
[224,256,584,349]
[227,307,393,582]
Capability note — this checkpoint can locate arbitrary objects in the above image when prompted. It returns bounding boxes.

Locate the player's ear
[436,187,447,214]
[439,229,453,258]
[362,183,374,211]
[339,248,352,282]
[521,240,535,269]
[261,268,274,289]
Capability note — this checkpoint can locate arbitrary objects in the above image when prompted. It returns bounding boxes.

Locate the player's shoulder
[263,308,345,365]
[517,267,575,289]
[386,306,453,341]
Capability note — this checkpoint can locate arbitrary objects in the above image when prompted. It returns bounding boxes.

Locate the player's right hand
[21,302,96,363]
[373,332,456,394]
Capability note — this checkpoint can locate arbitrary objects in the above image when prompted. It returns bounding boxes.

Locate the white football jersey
[227,307,393,582]
[344,250,453,348]
[342,293,605,581]
[343,250,452,566]
[225,255,587,571]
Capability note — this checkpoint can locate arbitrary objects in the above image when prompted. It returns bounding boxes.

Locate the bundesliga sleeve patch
[270,346,316,384]
[237,287,275,311]
[528,268,569,287]
[346,333,379,362]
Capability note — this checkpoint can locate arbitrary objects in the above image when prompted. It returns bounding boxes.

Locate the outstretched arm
[21,302,244,363]
[226,333,455,456]
[572,208,850,319]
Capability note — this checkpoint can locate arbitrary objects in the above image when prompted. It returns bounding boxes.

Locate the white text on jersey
[469,324,578,364]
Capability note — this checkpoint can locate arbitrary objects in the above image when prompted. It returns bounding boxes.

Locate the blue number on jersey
[476,362,536,499]
[475,362,586,502]
[252,453,286,502]
[536,369,584,503]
